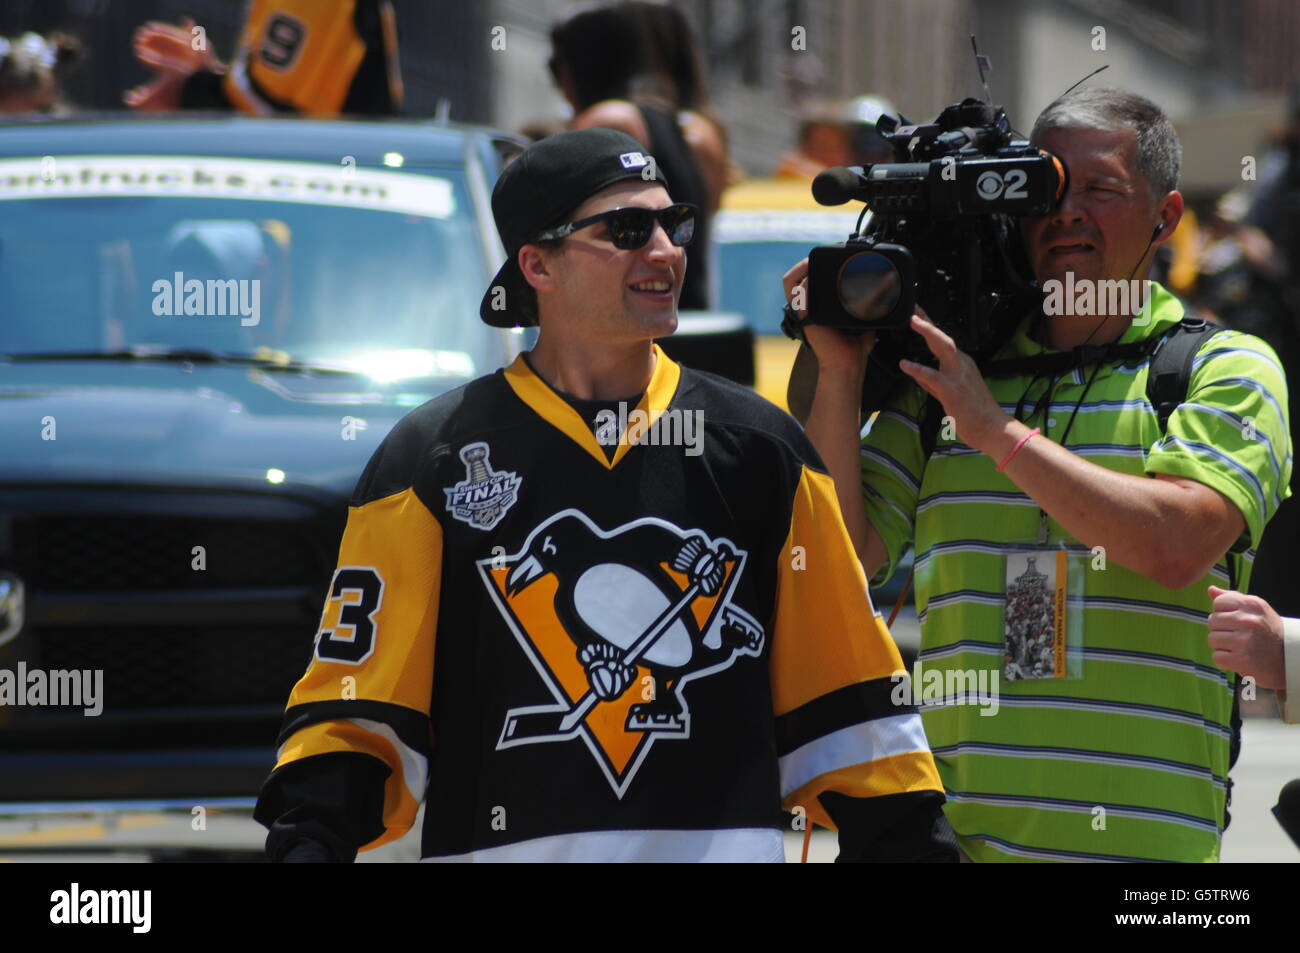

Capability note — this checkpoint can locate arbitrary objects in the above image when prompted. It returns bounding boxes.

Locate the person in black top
[548,2,729,310]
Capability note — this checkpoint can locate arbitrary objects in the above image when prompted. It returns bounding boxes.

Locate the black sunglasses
[535,203,697,250]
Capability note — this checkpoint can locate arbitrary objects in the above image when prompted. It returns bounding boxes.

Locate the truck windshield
[0,154,501,384]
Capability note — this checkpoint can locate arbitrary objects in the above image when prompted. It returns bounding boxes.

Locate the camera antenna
[1005,65,1108,141]
[970,35,993,104]
[1057,64,1110,100]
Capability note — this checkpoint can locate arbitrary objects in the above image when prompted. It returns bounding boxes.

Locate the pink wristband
[996,427,1040,472]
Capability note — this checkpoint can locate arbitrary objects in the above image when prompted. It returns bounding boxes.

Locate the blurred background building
[5,0,1298,189]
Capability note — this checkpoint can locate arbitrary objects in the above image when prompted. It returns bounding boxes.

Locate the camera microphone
[1273,778,1300,852]
[812,166,868,206]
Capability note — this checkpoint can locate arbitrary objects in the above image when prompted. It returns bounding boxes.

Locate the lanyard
[1013,360,1106,544]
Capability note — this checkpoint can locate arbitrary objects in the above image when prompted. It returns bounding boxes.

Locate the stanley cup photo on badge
[1003,554,1059,681]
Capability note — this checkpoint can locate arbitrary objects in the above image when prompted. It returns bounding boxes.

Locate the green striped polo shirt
[860,282,1291,862]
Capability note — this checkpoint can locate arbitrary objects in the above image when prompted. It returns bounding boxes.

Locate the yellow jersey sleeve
[770,465,943,831]
[271,485,442,850]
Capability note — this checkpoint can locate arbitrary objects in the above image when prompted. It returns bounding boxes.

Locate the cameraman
[786,87,1291,862]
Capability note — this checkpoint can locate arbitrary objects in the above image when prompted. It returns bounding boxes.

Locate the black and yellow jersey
[210,0,401,116]
[254,346,949,862]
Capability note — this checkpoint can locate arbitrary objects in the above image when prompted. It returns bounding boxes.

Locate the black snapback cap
[480,127,669,328]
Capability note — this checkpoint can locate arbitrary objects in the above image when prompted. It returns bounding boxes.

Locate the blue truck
[0,115,524,805]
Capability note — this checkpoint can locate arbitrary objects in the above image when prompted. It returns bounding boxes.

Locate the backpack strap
[1225,668,1242,831]
[1145,315,1218,432]
[979,338,1155,380]
[917,335,1163,461]
[916,315,1225,472]
[915,337,1147,460]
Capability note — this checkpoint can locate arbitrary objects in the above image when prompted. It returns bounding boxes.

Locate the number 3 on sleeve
[315,566,385,664]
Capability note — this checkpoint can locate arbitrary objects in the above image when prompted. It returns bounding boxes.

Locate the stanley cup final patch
[444,442,522,531]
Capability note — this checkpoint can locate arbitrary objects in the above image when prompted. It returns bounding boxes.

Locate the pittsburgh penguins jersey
[254,346,949,862]
[215,0,402,116]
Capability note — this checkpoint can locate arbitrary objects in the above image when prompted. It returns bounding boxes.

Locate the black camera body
[804,99,1066,373]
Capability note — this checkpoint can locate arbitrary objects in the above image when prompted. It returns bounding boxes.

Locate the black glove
[278,838,336,863]
[821,789,959,863]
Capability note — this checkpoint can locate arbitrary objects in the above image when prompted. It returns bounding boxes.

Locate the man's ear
[1154,189,1184,242]
[518,243,560,293]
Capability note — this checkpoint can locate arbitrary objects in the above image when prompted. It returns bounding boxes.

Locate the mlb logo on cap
[619,151,648,169]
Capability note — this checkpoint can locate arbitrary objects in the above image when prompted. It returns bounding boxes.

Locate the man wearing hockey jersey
[254,127,956,862]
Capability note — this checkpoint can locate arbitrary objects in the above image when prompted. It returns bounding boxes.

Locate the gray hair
[1030,87,1181,200]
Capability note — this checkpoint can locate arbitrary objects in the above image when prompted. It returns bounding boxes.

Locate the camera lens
[837,251,902,321]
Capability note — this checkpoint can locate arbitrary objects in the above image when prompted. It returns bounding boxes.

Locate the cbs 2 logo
[975,169,1029,200]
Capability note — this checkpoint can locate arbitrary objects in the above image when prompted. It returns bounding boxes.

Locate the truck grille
[4,504,344,720]
[34,624,316,709]
[16,516,328,591]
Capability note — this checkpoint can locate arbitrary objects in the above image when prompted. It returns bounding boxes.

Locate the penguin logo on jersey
[478,509,764,798]
[443,442,521,531]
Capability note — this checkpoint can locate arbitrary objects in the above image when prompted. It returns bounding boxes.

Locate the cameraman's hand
[899,311,1010,455]
[781,258,875,374]
[782,257,885,578]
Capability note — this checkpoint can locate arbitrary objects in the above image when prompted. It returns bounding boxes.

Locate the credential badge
[444,442,522,531]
